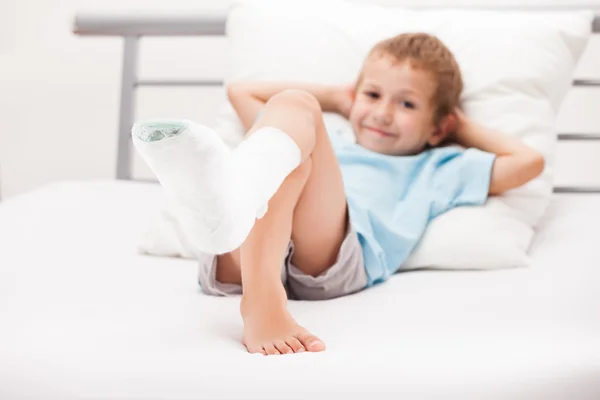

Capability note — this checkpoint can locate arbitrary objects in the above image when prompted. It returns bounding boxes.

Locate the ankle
[242,281,287,302]
[240,282,287,314]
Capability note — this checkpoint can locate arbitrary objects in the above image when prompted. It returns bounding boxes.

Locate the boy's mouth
[364,125,396,138]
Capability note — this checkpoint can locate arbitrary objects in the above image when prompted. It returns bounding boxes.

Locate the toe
[244,341,264,355]
[242,340,264,354]
[263,344,281,356]
[297,332,326,352]
[285,337,306,353]
[274,340,293,355]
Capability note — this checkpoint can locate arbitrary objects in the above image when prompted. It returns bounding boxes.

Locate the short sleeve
[429,147,496,218]
[323,115,356,151]
[327,128,346,149]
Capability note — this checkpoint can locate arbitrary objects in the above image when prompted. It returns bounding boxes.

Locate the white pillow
[139,1,593,271]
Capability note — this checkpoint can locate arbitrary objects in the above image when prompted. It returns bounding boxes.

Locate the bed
[1,6,600,400]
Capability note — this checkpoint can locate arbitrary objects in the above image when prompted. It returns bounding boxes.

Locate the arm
[227,82,352,131]
[453,109,545,196]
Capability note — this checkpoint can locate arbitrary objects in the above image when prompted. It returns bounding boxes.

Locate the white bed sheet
[0,180,599,399]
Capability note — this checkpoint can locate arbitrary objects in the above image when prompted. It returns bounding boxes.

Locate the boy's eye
[400,101,415,109]
[365,91,379,99]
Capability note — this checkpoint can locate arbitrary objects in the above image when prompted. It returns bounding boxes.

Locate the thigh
[199,250,290,297]
[289,115,348,278]
[287,223,367,301]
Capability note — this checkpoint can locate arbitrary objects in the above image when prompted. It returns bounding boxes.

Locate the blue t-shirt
[329,133,496,287]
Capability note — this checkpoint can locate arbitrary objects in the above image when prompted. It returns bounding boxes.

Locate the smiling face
[349,33,463,156]
[349,54,442,156]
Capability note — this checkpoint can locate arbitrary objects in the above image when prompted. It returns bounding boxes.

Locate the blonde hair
[362,32,463,126]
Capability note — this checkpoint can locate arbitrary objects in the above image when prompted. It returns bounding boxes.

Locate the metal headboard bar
[136,80,223,87]
[558,133,600,141]
[574,79,600,86]
[554,186,600,193]
[73,12,227,36]
[72,11,600,194]
[135,79,598,88]
[73,10,600,37]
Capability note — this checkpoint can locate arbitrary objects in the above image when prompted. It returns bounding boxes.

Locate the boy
[132,33,544,356]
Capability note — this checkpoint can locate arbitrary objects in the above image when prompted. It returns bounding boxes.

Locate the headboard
[72,7,600,194]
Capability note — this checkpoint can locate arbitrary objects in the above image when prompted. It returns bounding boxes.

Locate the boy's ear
[350,81,358,100]
[428,113,457,146]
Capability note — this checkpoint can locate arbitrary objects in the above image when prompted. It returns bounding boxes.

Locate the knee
[268,89,322,120]
[294,157,312,182]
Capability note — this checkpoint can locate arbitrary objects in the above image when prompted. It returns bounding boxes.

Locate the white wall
[1,0,599,199]
[0,0,231,200]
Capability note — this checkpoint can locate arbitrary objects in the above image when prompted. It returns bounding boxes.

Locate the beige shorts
[197,223,367,301]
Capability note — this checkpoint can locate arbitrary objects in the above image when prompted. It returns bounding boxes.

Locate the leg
[132,112,303,255]
[132,91,339,355]
[216,90,346,355]
[217,88,348,281]
[289,100,348,277]
[240,159,316,355]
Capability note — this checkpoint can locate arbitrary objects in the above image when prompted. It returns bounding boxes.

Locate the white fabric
[132,119,241,254]
[231,126,302,219]
[0,181,599,399]
[132,121,300,254]
[140,2,593,270]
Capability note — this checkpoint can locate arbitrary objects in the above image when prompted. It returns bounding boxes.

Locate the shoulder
[426,146,495,168]
[425,145,465,160]
[412,146,465,172]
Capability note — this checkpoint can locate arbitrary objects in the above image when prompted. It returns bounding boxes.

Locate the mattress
[0,180,599,399]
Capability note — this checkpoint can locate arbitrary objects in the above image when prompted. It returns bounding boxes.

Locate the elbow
[527,150,545,180]
[226,82,252,103]
[490,151,546,196]
[226,83,242,101]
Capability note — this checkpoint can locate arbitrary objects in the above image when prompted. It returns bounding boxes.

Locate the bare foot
[240,286,325,355]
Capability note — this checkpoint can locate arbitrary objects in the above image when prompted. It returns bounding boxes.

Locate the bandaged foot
[132,119,301,254]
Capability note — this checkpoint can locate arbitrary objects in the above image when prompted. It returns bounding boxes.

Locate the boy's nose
[373,103,393,125]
